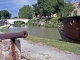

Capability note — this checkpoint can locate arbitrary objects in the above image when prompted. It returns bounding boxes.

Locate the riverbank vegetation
[0,27,80,55]
[0,27,9,32]
[27,17,63,28]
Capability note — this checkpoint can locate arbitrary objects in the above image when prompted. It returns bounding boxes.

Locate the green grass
[0,27,9,33]
[26,35,80,55]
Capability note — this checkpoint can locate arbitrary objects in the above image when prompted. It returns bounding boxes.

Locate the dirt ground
[20,38,80,60]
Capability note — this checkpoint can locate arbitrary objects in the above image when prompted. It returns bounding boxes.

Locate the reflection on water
[8,26,61,40]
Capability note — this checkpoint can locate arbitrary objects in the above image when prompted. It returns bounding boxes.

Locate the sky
[0,0,80,17]
[0,0,37,17]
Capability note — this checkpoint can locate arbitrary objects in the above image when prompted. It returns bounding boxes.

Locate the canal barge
[58,16,80,44]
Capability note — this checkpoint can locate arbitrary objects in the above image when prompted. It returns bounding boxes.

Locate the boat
[58,16,80,44]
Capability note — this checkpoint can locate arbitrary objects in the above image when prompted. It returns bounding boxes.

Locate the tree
[18,5,33,19]
[73,10,77,16]
[33,0,74,18]
[0,11,1,19]
[59,0,74,17]
[33,0,64,17]
[1,10,11,19]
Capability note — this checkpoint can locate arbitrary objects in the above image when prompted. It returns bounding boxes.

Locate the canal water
[8,26,61,40]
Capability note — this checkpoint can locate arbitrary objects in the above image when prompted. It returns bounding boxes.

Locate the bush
[14,21,25,26]
[73,10,77,16]
[45,22,52,28]
[26,19,34,25]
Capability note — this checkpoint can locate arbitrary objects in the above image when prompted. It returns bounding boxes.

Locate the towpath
[20,38,80,60]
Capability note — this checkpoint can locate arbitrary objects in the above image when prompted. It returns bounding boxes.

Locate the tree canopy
[33,0,74,17]
[0,10,11,19]
[59,0,74,17]
[18,5,33,19]
[0,11,1,19]
[33,0,64,17]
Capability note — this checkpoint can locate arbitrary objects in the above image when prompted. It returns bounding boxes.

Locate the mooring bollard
[0,31,28,60]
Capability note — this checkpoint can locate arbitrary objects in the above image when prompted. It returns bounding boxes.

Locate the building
[73,2,80,16]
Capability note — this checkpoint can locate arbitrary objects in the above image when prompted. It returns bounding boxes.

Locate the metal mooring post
[0,31,28,60]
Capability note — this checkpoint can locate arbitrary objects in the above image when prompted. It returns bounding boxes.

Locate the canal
[8,26,61,40]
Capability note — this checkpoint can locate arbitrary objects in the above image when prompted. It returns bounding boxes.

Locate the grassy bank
[0,27,80,55]
[26,35,80,55]
[0,27,9,33]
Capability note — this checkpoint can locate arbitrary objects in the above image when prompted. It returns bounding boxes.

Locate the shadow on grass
[56,39,63,41]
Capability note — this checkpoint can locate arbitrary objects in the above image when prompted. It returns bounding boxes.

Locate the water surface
[8,26,61,40]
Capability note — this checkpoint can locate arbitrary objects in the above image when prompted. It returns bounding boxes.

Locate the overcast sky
[0,0,79,17]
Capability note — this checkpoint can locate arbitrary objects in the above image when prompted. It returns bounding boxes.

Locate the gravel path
[20,38,80,60]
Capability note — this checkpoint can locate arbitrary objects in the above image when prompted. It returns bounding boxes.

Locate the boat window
[70,20,74,25]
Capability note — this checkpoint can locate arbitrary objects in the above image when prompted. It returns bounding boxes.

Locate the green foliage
[44,17,62,28]
[45,22,52,28]
[27,17,63,28]
[0,10,11,19]
[58,16,64,22]
[27,19,34,25]
[51,17,60,27]
[33,0,74,17]
[33,0,64,17]
[51,17,59,22]
[59,1,74,17]
[0,27,9,32]
[0,11,1,19]
[73,10,77,16]
[14,21,25,26]
[18,5,33,19]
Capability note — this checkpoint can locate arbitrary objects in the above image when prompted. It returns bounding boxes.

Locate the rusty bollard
[0,31,28,60]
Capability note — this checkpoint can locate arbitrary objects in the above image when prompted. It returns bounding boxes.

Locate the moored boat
[58,16,80,44]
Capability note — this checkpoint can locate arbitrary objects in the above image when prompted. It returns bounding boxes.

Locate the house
[73,2,80,15]
[51,13,57,17]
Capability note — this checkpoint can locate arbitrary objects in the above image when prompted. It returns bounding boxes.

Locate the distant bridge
[7,18,29,24]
